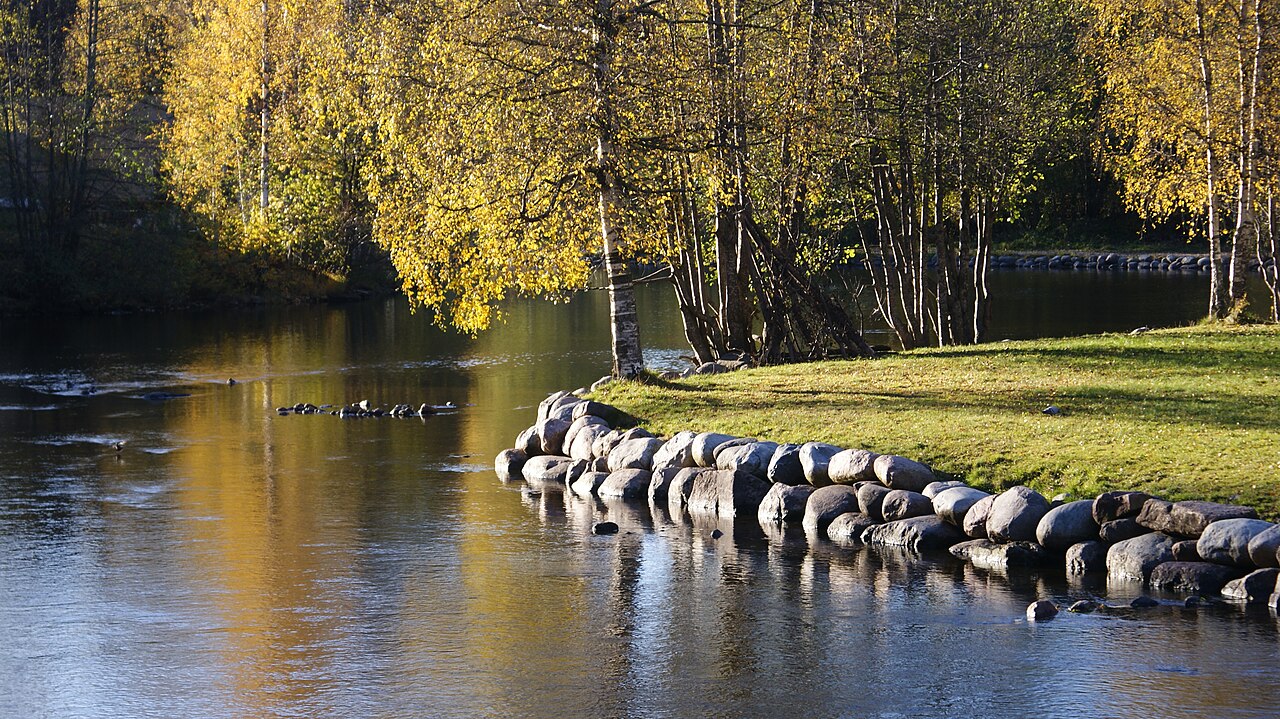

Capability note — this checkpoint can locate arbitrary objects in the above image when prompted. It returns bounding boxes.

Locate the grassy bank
[596,325,1280,519]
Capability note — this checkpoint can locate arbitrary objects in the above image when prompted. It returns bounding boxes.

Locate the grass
[596,324,1280,520]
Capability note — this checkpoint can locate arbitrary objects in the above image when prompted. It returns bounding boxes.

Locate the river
[1,272,1277,718]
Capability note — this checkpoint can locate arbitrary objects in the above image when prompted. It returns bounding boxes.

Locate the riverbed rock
[827,449,880,484]
[716,441,780,479]
[932,487,990,527]
[571,400,636,428]
[1220,568,1280,603]
[570,471,610,497]
[1066,541,1107,574]
[1099,518,1149,544]
[963,494,997,538]
[799,442,842,487]
[515,425,543,457]
[880,490,933,522]
[986,487,1051,544]
[569,423,612,462]
[923,481,968,499]
[951,539,1052,571]
[1107,532,1177,583]
[766,444,805,485]
[607,437,665,472]
[686,469,773,518]
[1026,600,1058,621]
[692,433,737,467]
[1036,500,1100,551]
[651,431,699,472]
[521,455,582,484]
[647,467,684,502]
[1137,499,1259,538]
[666,467,709,515]
[861,515,967,552]
[873,455,937,492]
[826,512,878,543]
[1172,540,1202,562]
[856,483,893,522]
[598,469,652,499]
[1246,525,1280,568]
[537,417,573,455]
[1197,519,1275,567]
[536,391,569,423]
[495,449,528,482]
[1149,561,1244,596]
[757,483,816,525]
[1092,491,1154,524]
[802,485,862,535]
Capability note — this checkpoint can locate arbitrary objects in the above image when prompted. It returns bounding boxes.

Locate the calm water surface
[1,274,1277,719]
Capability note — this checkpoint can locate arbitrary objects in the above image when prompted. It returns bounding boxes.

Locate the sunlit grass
[597,324,1280,519]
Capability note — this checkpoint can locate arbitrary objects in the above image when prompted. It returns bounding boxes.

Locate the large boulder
[873,455,937,492]
[569,423,611,461]
[799,442,842,487]
[1066,541,1107,574]
[880,490,933,522]
[686,469,772,518]
[648,467,684,502]
[856,483,893,522]
[1036,500,1100,551]
[692,433,737,467]
[986,487,1051,544]
[963,495,996,538]
[570,471,609,498]
[1136,499,1259,538]
[950,539,1052,571]
[861,516,967,552]
[757,483,815,525]
[666,467,708,515]
[495,448,527,482]
[1107,532,1177,583]
[802,485,862,535]
[766,444,806,486]
[933,487,990,527]
[563,415,608,455]
[651,431,699,472]
[923,481,967,499]
[1221,568,1280,603]
[537,417,572,455]
[571,400,636,428]
[716,441,780,479]
[1099,518,1149,544]
[514,425,543,457]
[546,395,584,423]
[1092,491,1154,525]
[521,455,578,483]
[536,391,570,423]
[598,469,652,499]
[607,437,664,472]
[1149,562,1244,596]
[1246,525,1280,568]
[591,428,627,460]
[1172,540,1202,562]
[1197,519,1275,567]
[827,449,880,484]
[826,513,878,543]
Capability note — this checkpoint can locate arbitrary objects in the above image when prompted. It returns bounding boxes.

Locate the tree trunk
[1197,0,1226,319]
[1229,0,1262,309]
[260,0,271,214]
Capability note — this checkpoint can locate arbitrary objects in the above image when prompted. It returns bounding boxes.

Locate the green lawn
[596,325,1280,519]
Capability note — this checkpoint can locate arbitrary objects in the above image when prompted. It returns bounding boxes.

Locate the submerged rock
[861,515,966,552]
[757,483,815,525]
[803,485,861,535]
[951,539,1052,571]
[1027,600,1058,621]
[591,521,620,535]
[495,449,528,483]
[826,512,878,543]
[1148,561,1243,596]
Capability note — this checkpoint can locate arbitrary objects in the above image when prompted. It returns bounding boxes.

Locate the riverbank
[594,324,1280,519]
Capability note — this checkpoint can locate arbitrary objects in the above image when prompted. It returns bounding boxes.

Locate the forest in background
[1,0,1277,365]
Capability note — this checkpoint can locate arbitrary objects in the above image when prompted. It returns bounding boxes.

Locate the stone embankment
[850,252,1277,274]
[498,390,1280,618]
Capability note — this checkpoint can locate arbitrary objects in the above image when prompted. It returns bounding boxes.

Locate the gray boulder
[986,487,1051,544]
[591,428,627,460]
[766,444,806,485]
[666,467,708,515]
[1099,518,1148,544]
[521,455,577,483]
[1221,568,1280,603]
[692,432,737,467]
[1197,518,1275,567]
[495,448,528,482]
[799,442,842,487]
[827,449,880,484]
[716,441,780,478]
[1026,600,1058,621]
[802,485,862,535]
[571,400,636,428]
[514,425,543,457]
[1066,541,1107,574]
[856,483,893,522]
[1149,561,1244,596]
[861,516,967,552]
[547,395,584,423]
[757,483,815,525]
[563,415,608,453]
[647,467,684,502]
[651,431,699,472]
[1137,499,1259,538]
[537,417,572,455]
[881,490,933,522]
[686,469,773,518]
[1246,525,1280,568]
[923,481,968,499]
[1107,532,1177,583]
[1172,540,1202,562]
[536,391,570,423]
[873,455,937,492]
[1092,491,1154,524]
[962,494,996,538]
[933,487,990,527]
[607,437,664,472]
[826,513,878,543]
[569,423,611,461]
[950,539,1051,571]
[1036,500,1100,551]
[598,469,652,499]
[570,471,610,497]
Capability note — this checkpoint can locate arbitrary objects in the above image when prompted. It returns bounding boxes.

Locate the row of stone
[275,399,455,418]
[496,391,1280,610]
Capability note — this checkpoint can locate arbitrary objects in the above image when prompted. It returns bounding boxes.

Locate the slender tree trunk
[1230,0,1261,309]
[260,0,271,214]
[1197,0,1226,319]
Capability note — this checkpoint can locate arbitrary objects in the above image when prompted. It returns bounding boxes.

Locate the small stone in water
[711,529,724,539]
[1184,596,1202,608]
[592,521,619,535]
[1130,596,1159,608]
[1067,600,1098,614]
[1027,599,1058,621]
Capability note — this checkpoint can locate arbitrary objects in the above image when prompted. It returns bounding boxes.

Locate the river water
[1,272,1277,719]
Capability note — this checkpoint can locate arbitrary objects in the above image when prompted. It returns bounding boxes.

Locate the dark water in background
[1,272,1278,719]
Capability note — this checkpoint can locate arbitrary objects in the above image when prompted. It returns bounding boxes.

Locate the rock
[1185,596,1202,608]
[591,428,628,460]
[1027,600,1058,621]
[923,481,967,499]
[1197,518,1275,567]
[757,483,816,525]
[1149,562,1244,595]
[693,361,729,375]
[1221,568,1280,603]
[563,415,609,454]
[802,485,862,535]
[710,529,724,539]
[1246,525,1280,568]
[1099,518,1149,544]
[691,432,737,467]
[1130,596,1159,608]
[716,441,780,478]
[766,443,806,485]
[495,449,528,482]
[547,395,584,423]
[799,442,842,487]
[932,487,991,527]
[986,487,1051,544]
[568,423,611,462]
[514,425,543,457]
[592,457,610,473]
[647,467,684,502]
[1136,499,1259,538]
[620,427,655,441]
[1107,532,1177,583]
[591,521,619,535]
[537,417,572,455]
[872,454,937,492]
[856,483,893,522]
[963,494,997,538]
[521,455,583,484]
[666,467,708,515]
[589,376,613,393]
[827,449,880,484]
[861,515,967,552]
[1068,600,1099,613]
[880,490,933,522]
[686,469,773,518]
[826,513,878,543]
[598,469,652,499]
[1036,500,1100,551]
[537,391,570,422]
[571,400,636,428]
[1092,491,1154,524]
[607,437,664,472]
[651,431,699,472]
[1172,540,1202,562]
[1066,541,1107,574]
[950,539,1052,570]
[570,471,609,497]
